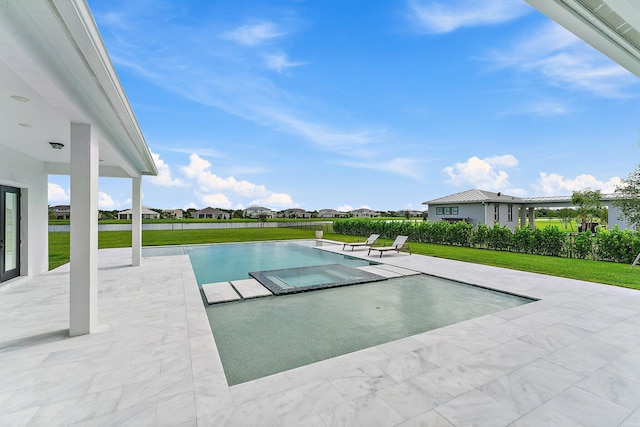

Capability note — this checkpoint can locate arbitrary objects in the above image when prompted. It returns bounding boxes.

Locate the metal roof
[423,189,525,205]
[424,189,624,206]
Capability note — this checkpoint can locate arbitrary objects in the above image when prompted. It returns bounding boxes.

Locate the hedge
[333,219,640,264]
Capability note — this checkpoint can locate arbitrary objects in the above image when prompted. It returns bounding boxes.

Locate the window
[436,206,458,215]
[508,205,513,222]
[494,204,500,222]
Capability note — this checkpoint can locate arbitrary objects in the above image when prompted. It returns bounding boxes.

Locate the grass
[48,230,640,290]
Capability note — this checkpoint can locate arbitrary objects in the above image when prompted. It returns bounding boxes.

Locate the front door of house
[0,186,20,282]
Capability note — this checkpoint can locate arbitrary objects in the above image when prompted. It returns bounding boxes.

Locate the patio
[2,246,640,426]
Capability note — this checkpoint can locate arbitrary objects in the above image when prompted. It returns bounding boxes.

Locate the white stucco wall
[0,145,49,279]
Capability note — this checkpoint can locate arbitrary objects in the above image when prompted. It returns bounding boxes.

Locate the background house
[193,207,229,219]
[243,206,275,218]
[51,205,71,220]
[279,208,311,218]
[163,208,183,219]
[318,209,346,218]
[350,208,380,218]
[118,208,160,220]
[425,189,633,231]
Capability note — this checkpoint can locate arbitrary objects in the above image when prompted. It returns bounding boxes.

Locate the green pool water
[207,274,533,385]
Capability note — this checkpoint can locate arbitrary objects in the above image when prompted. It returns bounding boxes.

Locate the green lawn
[48,230,640,290]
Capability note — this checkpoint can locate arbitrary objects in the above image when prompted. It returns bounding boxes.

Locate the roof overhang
[0,0,157,178]
[526,0,640,77]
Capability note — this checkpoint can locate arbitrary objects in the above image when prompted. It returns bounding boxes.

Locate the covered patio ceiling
[526,0,640,78]
[0,1,157,178]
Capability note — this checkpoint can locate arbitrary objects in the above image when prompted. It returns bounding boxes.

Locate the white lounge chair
[342,234,380,251]
[368,235,411,258]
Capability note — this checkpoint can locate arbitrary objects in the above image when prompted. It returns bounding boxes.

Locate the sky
[47,0,640,212]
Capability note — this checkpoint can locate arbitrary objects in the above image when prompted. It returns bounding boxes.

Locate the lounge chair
[342,234,380,251]
[368,235,411,258]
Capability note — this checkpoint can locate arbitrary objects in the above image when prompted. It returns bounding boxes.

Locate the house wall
[428,204,486,227]
[608,205,633,230]
[428,203,523,231]
[0,146,49,279]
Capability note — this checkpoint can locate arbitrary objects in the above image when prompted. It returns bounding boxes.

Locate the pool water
[249,264,388,294]
[182,240,376,284]
[207,274,533,385]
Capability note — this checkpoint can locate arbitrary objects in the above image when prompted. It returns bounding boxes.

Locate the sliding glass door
[0,186,20,282]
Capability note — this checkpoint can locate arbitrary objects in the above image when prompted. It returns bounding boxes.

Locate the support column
[132,177,142,266]
[520,206,527,229]
[69,123,98,336]
[528,207,535,229]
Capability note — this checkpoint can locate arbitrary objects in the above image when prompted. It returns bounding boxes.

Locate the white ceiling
[0,0,156,178]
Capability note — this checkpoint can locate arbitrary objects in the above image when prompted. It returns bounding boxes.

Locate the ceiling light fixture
[10,95,30,102]
[49,141,64,150]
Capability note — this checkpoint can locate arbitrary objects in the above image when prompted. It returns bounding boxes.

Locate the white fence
[49,221,333,232]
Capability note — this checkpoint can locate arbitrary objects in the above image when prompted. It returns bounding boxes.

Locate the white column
[69,123,99,336]
[520,206,527,229]
[132,177,142,266]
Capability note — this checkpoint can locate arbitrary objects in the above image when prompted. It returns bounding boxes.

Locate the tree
[614,166,640,230]
[571,189,602,233]
[557,208,575,230]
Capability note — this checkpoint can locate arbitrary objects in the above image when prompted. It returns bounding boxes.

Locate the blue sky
[48,0,640,212]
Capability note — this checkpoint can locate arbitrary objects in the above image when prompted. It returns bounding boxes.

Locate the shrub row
[333,219,640,264]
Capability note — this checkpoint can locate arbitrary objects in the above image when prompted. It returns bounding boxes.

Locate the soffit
[526,0,640,77]
[0,0,157,178]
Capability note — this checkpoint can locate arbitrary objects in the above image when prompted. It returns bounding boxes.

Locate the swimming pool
[145,240,534,385]
[143,240,377,285]
[208,274,533,385]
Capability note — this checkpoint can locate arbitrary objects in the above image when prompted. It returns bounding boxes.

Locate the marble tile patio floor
[2,246,640,426]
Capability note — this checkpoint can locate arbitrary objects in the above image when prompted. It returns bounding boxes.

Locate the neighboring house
[280,208,311,218]
[118,208,160,220]
[193,207,229,219]
[243,206,275,218]
[163,209,183,219]
[51,205,71,220]
[350,208,380,218]
[424,189,633,231]
[424,189,526,231]
[318,209,346,218]
[0,1,157,335]
[398,210,424,218]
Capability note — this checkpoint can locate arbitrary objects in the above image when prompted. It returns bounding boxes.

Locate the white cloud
[264,53,304,72]
[148,152,187,187]
[533,172,622,195]
[222,22,284,46]
[181,153,297,208]
[250,193,298,208]
[184,202,198,210]
[408,0,531,33]
[443,154,522,193]
[182,154,269,197]
[489,21,638,98]
[200,193,232,208]
[98,192,121,210]
[337,204,353,212]
[48,183,70,204]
